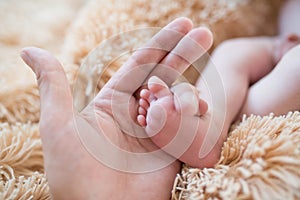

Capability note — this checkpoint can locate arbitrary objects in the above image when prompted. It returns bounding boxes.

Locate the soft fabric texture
[2,0,300,199]
[173,112,300,199]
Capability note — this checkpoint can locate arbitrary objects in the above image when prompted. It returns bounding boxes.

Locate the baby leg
[193,37,282,166]
[239,44,300,116]
[196,37,278,125]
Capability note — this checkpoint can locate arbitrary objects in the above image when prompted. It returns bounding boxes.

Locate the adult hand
[21,17,213,199]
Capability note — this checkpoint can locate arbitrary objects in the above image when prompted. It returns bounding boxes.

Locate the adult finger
[103,17,193,93]
[21,47,74,134]
[148,27,213,86]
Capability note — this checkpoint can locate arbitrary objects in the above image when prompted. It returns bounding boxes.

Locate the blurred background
[0,0,87,93]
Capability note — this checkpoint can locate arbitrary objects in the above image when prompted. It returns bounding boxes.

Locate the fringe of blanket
[0,86,40,124]
[0,123,50,200]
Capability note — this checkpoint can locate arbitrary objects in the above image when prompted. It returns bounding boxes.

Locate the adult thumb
[21,47,74,134]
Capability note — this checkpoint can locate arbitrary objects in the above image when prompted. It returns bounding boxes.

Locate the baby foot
[137,76,211,167]
[137,76,207,135]
[138,76,174,136]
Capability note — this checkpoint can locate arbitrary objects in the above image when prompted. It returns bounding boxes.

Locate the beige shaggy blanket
[2,0,300,199]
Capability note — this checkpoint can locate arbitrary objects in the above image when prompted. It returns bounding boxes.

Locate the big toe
[148,76,171,98]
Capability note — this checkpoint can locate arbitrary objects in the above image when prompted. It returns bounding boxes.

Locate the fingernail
[20,49,33,67]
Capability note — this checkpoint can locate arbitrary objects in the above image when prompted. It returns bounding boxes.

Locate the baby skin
[137,76,215,167]
[137,76,214,168]
[137,34,300,168]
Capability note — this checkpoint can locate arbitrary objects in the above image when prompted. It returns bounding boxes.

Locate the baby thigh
[240,45,300,116]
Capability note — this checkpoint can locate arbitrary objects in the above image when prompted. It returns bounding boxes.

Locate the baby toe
[139,98,150,110]
[137,115,147,127]
[148,76,172,99]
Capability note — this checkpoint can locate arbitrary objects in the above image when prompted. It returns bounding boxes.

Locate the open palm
[21,18,213,199]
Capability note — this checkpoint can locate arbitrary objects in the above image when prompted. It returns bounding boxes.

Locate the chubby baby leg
[240,44,300,116]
